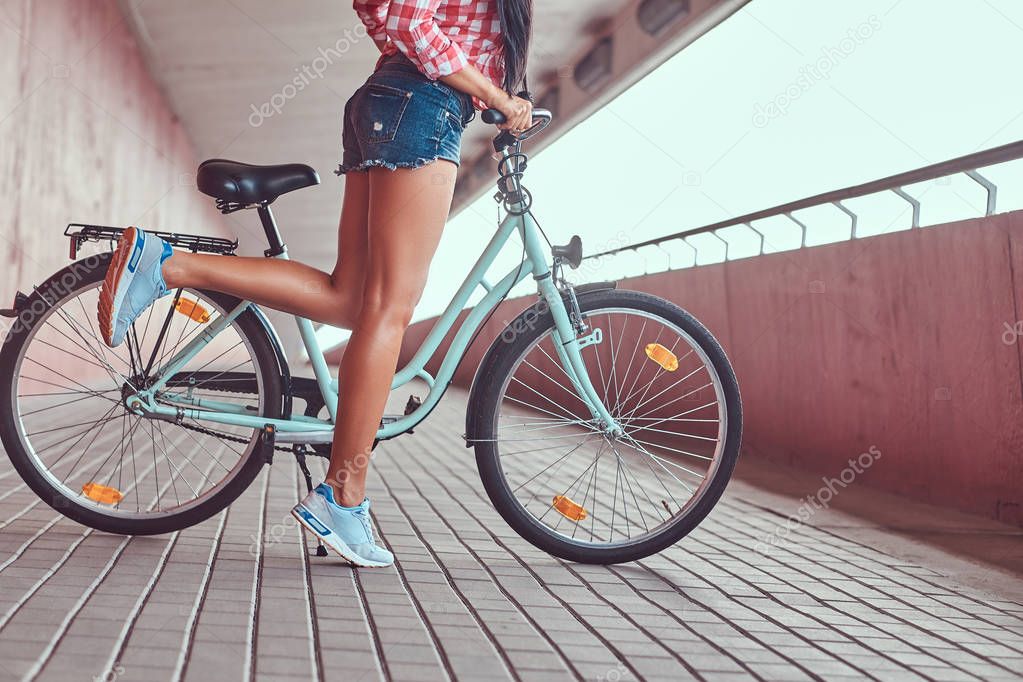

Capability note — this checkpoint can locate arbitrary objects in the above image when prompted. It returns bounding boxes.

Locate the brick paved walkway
[1,387,1021,682]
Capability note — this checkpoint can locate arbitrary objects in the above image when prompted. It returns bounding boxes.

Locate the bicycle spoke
[509,375,587,424]
[530,339,575,380]
[32,326,125,387]
[153,421,192,502]
[501,420,592,435]
[166,355,251,393]
[17,378,119,402]
[20,392,118,418]
[71,405,137,488]
[619,435,708,479]
[605,313,627,409]
[496,440,591,459]
[163,425,230,490]
[620,363,706,425]
[46,307,132,385]
[539,448,602,525]
[616,449,653,532]
[611,442,669,523]
[26,412,125,439]
[570,446,602,540]
[523,355,589,402]
[511,435,595,494]
[73,293,130,377]
[609,456,621,540]
[21,356,117,401]
[619,433,698,498]
[625,422,718,443]
[30,336,114,375]
[182,419,241,470]
[614,318,648,414]
[622,434,713,462]
[150,417,162,511]
[622,387,718,439]
[617,336,689,419]
[500,393,589,427]
[159,298,200,372]
[48,402,121,476]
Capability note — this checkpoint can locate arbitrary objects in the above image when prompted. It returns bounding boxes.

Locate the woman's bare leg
[325,163,457,506]
[161,172,372,329]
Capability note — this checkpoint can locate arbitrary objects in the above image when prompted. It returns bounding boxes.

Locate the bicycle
[0,109,741,564]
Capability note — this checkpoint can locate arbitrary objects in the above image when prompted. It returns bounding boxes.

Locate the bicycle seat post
[257,203,286,258]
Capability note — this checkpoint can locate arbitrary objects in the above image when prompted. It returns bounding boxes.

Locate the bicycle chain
[151,379,326,456]
[153,380,299,453]
[174,418,296,453]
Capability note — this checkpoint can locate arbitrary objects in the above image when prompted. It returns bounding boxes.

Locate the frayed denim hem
[335,155,459,175]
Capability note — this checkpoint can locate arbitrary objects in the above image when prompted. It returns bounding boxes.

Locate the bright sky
[319,0,1023,349]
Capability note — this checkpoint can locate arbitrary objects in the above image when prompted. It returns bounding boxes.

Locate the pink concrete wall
[393,212,1023,526]
[0,0,229,309]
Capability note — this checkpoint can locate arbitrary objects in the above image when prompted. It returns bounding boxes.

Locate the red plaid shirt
[353,0,505,108]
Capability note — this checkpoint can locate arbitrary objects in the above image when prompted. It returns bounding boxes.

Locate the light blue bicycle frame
[132,153,621,441]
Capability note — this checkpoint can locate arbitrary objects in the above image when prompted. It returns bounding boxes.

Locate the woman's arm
[440,68,533,132]
[383,0,532,130]
[352,0,390,51]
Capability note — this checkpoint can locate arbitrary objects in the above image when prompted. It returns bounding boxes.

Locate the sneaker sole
[97,226,140,347]
[290,506,391,568]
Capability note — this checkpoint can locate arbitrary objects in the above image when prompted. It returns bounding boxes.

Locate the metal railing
[586,139,1023,268]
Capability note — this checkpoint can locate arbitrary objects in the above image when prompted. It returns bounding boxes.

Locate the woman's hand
[492,92,534,133]
[439,67,534,131]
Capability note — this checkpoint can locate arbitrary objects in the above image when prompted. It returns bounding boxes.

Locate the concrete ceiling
[119,0,748,272]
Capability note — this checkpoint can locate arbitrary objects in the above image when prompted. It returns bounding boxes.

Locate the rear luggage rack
[65,223,238,259]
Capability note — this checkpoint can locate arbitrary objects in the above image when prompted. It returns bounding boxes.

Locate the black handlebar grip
[481,109,506,125]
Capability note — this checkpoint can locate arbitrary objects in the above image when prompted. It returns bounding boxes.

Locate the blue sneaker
[98,226,174,347]
[292,484,394,568]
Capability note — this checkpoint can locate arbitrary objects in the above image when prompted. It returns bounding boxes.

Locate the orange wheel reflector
[82,482,123,505]
[175,298,211,323]
[552,495,588,522]
[645,343,678,372]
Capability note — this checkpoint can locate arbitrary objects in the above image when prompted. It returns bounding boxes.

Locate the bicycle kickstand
[294,446,329,557]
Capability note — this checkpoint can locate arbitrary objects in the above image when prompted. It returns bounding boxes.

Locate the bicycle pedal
[402,395,422,434]
[404,395,422,415]
[259,424,276,464]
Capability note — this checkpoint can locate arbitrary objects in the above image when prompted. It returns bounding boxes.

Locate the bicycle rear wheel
[471,288,742,564]
[0,253,282,535]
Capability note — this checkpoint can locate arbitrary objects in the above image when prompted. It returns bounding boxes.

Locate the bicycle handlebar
[480,109,506,125]
[481,108,553,152]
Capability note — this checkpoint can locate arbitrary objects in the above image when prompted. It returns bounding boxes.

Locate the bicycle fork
[536,275,622,436]
[515,214,617,437]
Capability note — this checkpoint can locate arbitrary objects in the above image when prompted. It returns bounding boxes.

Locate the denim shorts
[337,53,474,175]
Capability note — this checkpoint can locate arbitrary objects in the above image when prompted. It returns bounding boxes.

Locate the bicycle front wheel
[0,253,283,535]
[471,288,742,564]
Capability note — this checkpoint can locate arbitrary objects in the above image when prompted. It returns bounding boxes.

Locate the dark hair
[496,0,533,94]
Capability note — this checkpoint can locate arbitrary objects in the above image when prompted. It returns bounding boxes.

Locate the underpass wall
[1,0,231,378]
[397,211,1023,526]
